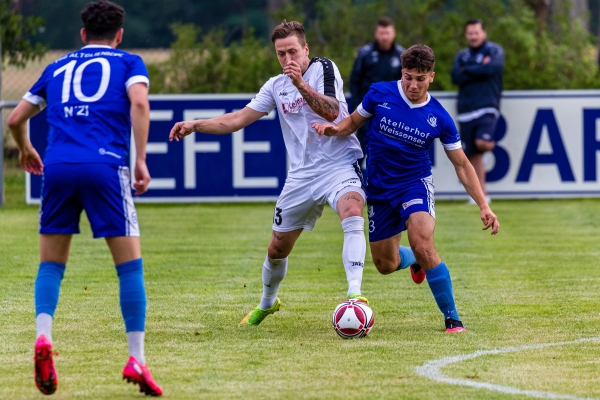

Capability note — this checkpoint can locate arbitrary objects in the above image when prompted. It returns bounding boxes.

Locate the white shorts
[272,164,366,232]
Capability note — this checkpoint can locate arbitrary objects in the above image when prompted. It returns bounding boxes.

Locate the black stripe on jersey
[309,57,336,98]
[352,161,365,189]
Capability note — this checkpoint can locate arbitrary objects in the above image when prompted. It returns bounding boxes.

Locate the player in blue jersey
[313,44,500,333]
[7,1,162,395]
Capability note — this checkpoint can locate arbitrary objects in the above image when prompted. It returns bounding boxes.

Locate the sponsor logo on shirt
[281,97,307,114]
[402,198,424,210]
[379,116,431,147]
[427,113,437,128]
[278,91,288,96]
[341,178,359,186]
[377,102,391,109]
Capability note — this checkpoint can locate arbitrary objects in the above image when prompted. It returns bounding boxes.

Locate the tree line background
[6,0,600,92]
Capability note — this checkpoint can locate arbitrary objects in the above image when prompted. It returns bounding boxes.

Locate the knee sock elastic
[260,255,288,310]
[35,262,66,342]
[116,258,147,362]
[397,246,417,270]
[341,216,366,296]
[425,261,460,321]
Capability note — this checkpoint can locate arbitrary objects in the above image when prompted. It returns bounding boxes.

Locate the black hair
[465,18,485,30]
[377,16,394,28]
[81,0,125,41]
[401,44,435,72]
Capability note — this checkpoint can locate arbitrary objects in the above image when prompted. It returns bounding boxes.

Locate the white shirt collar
[397,80,430,109]
[82,44,113,49]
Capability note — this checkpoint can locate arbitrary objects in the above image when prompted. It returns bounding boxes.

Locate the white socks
[341,216,366,296]
[36,313,53,343]
[127,331,145,365]
[259,256,288,310]
[36,310,146,365]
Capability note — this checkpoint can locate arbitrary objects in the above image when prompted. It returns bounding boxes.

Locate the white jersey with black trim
[247,57,362,178]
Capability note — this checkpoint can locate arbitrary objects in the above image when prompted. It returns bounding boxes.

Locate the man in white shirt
[169,20,368,326]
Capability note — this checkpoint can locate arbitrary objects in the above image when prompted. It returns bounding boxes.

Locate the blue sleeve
[23,65,52,107]
[357,84,377,117]
[440,112,462,150]
[125,55,149,90]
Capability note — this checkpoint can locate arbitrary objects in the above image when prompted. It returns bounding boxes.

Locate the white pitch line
[415,336,600,399]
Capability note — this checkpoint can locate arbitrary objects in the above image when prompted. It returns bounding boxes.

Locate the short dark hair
[465,18,485,30]
[400,44,435,72]
[377,16,394,28]
[271,20,306,46]
[81,0,125,41]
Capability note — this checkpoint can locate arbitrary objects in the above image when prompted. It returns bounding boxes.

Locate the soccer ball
[332,299,374,339]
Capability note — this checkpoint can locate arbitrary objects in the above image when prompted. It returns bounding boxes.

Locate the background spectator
[350,16,405,167]
[451,19,504,204]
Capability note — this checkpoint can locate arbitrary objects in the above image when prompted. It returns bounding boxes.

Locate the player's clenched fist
[169,121,197,142]
[312,122,340,137]
[283,60,304,87]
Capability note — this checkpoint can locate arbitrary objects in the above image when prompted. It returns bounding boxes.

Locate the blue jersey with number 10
[357,81,462,201]
[25,45,149,166]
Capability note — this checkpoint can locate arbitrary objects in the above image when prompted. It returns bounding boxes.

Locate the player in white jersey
[169,20,368,326]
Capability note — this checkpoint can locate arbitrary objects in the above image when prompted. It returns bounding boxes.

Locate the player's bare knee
[476,139,495,152]
[372,256,396,275]
[345,204,363,219]
[411,242,433,261]
[267,240,290,259]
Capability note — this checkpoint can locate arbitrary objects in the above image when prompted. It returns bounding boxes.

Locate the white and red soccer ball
[332,299,374,339]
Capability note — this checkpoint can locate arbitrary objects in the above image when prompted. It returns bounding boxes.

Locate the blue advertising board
[28,94,287,203]
[26,91,600,203]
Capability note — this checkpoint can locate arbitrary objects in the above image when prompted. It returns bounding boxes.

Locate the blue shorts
[459,113,498,157]
[366,176,435,242]
[40,163,140,238]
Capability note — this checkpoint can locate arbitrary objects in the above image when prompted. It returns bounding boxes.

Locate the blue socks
[115,258,147,332]
[34,259,146,336]
[35,262,66,317]
[425,261,460,321]
[397,246,417,270]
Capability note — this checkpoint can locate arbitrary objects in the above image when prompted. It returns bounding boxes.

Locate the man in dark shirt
[350,16,405,167]
[451,19,504,203]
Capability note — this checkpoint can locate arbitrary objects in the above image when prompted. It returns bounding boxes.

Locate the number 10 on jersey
[53,57,111,118]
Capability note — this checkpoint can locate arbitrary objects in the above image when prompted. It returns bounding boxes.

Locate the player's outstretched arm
[445,148,500,235]
[312,110,368,137]
[284,60,339,122]
[129,82,151,195]
[169,107,267,142]
[7,100,44,175]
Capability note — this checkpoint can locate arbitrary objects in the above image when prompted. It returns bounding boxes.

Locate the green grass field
[1,163,600,399]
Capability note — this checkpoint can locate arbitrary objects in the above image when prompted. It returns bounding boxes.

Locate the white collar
[397,80,430,109]
[82,44,113,49]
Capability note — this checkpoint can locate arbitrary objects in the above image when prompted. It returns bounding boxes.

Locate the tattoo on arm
[298,82,339,122]
[272,232,284,241]
[344,194,362,202]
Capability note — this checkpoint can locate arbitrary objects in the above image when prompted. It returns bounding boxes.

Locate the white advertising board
[431,90,600,198]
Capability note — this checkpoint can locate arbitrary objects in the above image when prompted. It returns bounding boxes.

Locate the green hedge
[148,0,600,94]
